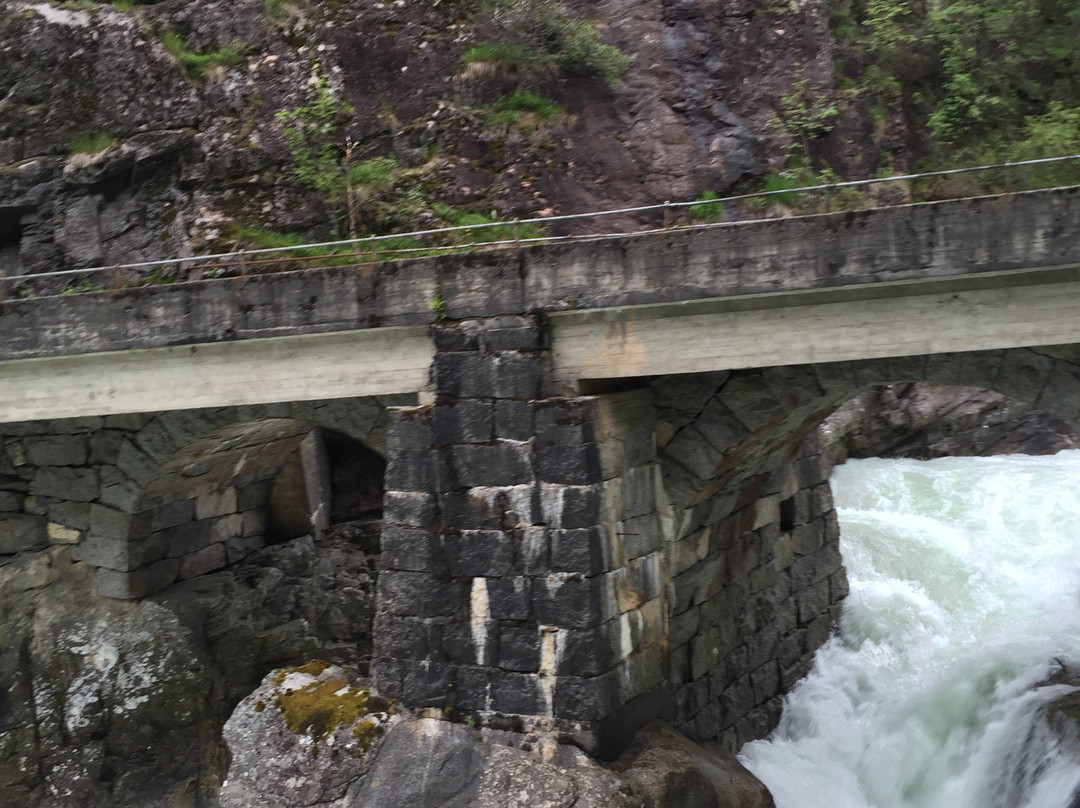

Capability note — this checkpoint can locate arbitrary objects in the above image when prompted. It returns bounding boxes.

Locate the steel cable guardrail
[3,153,1079,297]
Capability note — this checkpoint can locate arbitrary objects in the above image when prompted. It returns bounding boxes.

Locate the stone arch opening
[110,419,386,599]
[65,396,395,600]
[652,346,1080,749]
[0,397,400,806]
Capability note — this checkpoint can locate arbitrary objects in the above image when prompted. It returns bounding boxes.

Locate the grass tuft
[68,132,117,154]
[485,88,562,128]
[161,32,249,79]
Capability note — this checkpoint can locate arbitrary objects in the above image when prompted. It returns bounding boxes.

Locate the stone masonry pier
[2,187,1080,755]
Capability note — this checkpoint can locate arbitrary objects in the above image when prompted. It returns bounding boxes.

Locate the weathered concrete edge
[0,325,432,423]
[549,270,1080,380]
[2,186,1078,362]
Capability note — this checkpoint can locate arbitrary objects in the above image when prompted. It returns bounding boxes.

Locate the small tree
[275,70,344,200]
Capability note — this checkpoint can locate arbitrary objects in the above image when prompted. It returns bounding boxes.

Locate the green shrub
[276,71,344,197]
[754,173,802,208]
[68,132,116,154]
[486,88,562,127]
[348,156,400,188]
[688,191,725,222]
[431,202,545,242]
[470,0,631,85]
[161,32,248,79]
[227,225,363,265]
[833,0,1080,168]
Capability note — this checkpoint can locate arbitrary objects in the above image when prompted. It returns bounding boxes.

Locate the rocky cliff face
[0,0,847,288]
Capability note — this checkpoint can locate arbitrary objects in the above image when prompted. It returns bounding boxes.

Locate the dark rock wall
[0,0,803,282]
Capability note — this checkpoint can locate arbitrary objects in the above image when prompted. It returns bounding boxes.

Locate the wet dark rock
[222,710,774,808]
[615,721,775,808]
[824,382,1079,463]
[0,531,379,807]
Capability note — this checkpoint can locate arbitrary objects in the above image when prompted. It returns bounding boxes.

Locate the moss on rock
[273,672,372,740]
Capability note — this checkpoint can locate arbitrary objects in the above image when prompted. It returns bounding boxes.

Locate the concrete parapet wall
[3,187,1078,363]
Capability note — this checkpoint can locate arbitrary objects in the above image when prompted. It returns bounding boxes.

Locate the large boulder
[221,706,775,808]
[615,721,775,808]
[349,718,639,808]
[220,662,398,808]
[0,558,227,808]
[0,532,380,808]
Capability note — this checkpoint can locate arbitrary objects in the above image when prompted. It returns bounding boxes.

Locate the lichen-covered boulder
[0,558,228,808]
[220,662,398,808]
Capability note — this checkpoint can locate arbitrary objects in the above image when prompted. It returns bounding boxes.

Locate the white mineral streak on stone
[618,614,635,691]
[540,484,564,527]
[232,452,252,480]
[470,577,490,665]
[277,671,319,692]
[538,627,564,716]
[31,3,91,26]
[619,612,633,661]
[47,523,80,544]
[544,575,565,598]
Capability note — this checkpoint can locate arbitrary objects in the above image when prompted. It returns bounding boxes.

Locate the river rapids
[740,451,1080,808]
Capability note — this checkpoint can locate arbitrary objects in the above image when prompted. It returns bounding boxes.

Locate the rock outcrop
[221,662,398,808]
[219,702,775,808]
[0,531,378,808]
[0,0,841,286]
[0,558,227,808]
[823,382,1079,463]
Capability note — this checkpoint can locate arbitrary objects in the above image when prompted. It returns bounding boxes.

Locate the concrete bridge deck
[2,186,1078,422]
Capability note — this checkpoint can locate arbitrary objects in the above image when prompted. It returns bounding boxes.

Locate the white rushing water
[740,451,1080,808]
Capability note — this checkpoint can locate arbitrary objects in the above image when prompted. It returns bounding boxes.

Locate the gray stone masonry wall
[652,346,1080,750]
[109,421,317,598]
[372,316,667,752]
[667,432,846,751]
[0,397,397,598]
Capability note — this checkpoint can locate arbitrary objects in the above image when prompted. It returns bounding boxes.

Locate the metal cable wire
[4,153,1079,289]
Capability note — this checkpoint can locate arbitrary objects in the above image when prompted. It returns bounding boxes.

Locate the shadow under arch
[77,397,394,599]
[652,345,1080,748]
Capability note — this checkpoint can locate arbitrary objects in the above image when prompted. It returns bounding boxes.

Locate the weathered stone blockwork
[9,330,1080,761]
[0,397,398,598]
[373,317,667,747]
[665,432,845,750]
[649,347,1080,749]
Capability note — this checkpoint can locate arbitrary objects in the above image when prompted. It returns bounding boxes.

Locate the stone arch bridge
[2,186,1079,755]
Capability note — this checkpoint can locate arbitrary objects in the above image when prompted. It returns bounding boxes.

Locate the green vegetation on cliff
[831,0,1080,184]
[161,32,249,79]
[465,0,630,85]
